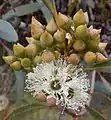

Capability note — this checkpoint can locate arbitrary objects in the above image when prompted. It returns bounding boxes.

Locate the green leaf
[2,3,43,20]
[0,20,18,42]
[86,106,105,120]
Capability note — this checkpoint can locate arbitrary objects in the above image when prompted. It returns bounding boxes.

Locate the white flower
[25,59,91,114]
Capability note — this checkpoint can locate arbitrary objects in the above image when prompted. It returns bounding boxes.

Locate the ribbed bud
[42,51,55,62]
[10,61,21,71]
[31,17,44,39]
[84,51,96,63]
[73,39,86,51]
[54,29,66,43]
[75,24,88,40]
[40,31,53,46]
[2,56,16,64]
[33,56,42,66]
[21,58,31,68]
[25,44,37,57]
[97,42,107,53]
[73,9,89,28]
[46,18,57,34]
[36,92,46,102]
[96,52,108,63]
[13,43,25,58]
[68,53,80,65]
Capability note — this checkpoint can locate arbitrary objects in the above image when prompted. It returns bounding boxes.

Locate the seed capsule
[25,44,37,58]
[96,52,108,63]
[21,58,31,68]
[54,29,66,43]
[84,51,96,63]
[40,31,53,46]
[73,39,86,51]
[2,56,16,64]
[10,61,21,71]
[13,43,25,58]
[31,17,44,39]
[46,18,57,34]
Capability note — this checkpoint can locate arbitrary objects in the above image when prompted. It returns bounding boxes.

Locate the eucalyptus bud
[33,56,42,66]
[31,17,44,39]
[25,44,37,57]
[54,29,66,43]
[36,92,46,102]
[56,12,72,31]
[42,51,55,62]
[21,58,31,68]
[84,51,96,63]
[55,43,65,49]
[26,37,37,44]
[73,39,86,51]
[46,18,57,34]
[47,96,56,106]
[97,42,107,53]
[54,50,61,59]
[96,52,108,63]
[73,9,89,28]
[2,56,16,64]
[10,61,21,71]
[75,24,88,40]
[68,53,80,65]
[13,43,25,58]
[40,31,53,46]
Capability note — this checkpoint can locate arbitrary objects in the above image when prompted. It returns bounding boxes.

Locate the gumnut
[46,18,57,34]
[31,16,44,39]
[84,51,96,63]
[68,53,80,65]
[13,43,25,58]
[2,56,16,64]
[10,61,21,71]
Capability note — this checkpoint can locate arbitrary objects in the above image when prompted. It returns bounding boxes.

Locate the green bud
[73,9,89,28]
[25,44,37,57]
[46,18,57,34]
[42,51,55,62]
[75,24,88,40]
[31,17,44,39]
[2,56,16,64]
[55,42,65,49]
[54,50,61,59]
[68,54,80,65]
[40,31,53,46]
[96,52,108,63]
[13,43,25,58]
[21,58,31,68]
[54,29,66,43]
[10,61,21,71]
[73,39,86,51]
[97,42,107,53]
[84,51,96,63]
[33,56,42,66]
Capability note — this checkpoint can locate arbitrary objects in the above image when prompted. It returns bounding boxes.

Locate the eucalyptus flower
[25,59,91,114]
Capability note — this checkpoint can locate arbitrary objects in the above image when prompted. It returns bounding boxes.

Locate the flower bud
[33,56,42,66]
[56,12,72,31]
[13,43,25,58]
[47,96,56,106]
[10,61,21,71]
[54,50,61,59]
[54,29,66,43]
[55,43,65,49]
[73,9,89,28]
[25,44,37,57]
[31,17,44,39]
[46,18,57,34]
[2,56,16,64]
[36,92,46,102]
[26,37,37,44]
[73,39,86,51]
[97,42,107,53]
[40,31,53,46]
[96,52,108,63]
[68,54,80,65]
[84,51,96,63]
[75,24,88,40]
[42,51,55,62]
[21,58,31,68]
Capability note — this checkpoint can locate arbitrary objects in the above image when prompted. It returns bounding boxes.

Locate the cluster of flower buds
[2,9,108,71]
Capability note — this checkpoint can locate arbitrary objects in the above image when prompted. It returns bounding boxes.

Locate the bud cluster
[3,9,108,71]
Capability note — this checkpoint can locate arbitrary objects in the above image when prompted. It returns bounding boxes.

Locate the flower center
[50,80,61,90]
[67,88,75,99]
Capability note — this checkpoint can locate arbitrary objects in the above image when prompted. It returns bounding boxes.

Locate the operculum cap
[97,42,107,53]
[96,52,108,63]
[2,56,16,64]
[10,61,21,71]
[21,58,31,68]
